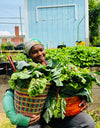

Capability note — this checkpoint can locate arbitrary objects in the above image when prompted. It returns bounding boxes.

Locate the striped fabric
[14,83,51,115]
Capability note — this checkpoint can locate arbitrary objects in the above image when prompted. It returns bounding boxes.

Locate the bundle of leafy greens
[8,60,62,97]
[43,59,100,123]
[8,61,52,96]
[8,59,100,123]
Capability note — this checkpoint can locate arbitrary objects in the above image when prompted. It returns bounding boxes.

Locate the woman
[3,39,95,128]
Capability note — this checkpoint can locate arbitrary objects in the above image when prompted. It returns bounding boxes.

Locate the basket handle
[8,55,16,72]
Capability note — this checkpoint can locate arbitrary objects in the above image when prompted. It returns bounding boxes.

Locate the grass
[87,109,100,128]
[0,113,16,128]
[0,111,100,128]
[96,122,100,128]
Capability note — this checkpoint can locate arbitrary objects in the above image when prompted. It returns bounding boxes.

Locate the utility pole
[19,6,23,43]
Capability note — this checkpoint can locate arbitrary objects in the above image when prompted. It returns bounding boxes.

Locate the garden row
[45,46,100,68]
[0,46,100,74]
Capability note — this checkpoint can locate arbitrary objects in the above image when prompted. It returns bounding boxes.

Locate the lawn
[0,113,16,128]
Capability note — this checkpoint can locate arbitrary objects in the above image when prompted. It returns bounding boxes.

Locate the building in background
[0,26,25,46]
[24,0,89,48]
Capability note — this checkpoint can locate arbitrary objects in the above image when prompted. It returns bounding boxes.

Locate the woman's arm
[2,90,30,127]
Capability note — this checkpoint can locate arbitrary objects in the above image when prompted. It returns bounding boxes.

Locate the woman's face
[29,44,46,64]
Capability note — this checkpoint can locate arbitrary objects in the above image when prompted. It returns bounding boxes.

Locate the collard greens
[8,59,100,123]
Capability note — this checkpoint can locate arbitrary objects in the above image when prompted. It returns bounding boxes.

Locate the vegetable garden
[0,46,100,67]
[0,46,100,127]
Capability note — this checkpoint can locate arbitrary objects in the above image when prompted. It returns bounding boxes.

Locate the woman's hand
[79,99,88,112]
[29,115,40,126]
[22,113,40,126]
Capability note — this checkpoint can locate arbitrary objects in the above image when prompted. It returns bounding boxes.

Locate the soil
[0,75,10,112]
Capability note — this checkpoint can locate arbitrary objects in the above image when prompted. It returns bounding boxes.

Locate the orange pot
[64,96,82,116]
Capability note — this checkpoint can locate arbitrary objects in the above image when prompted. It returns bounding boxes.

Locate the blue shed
[24,0,89,48]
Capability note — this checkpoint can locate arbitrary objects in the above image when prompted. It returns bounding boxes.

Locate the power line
[0,17,24,19]
[0,22,24,24]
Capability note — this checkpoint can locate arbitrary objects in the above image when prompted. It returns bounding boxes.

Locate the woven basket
[14,83,51,115]
[64,96,82,116]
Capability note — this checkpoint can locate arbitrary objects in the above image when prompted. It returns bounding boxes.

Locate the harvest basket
[64,96,82,116]
[14,83,51,115]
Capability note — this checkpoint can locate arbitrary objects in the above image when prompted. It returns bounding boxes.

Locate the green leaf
[60,98,66,119]
[28,78,47,96]
[53,79,63,86]
[34,70,43,77]
[8,79,16,90]
[43,108,53,123]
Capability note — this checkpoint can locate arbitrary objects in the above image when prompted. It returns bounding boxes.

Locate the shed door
[36,5,77,47]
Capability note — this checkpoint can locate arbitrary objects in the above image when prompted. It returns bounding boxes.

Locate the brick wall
[15,26,19,42]
[0,26,24,45]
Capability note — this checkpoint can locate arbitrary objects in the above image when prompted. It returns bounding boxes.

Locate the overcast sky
[0,0,24,35]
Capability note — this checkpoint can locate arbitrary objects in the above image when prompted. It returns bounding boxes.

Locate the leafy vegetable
[8,61,52,96]
[8,58,100,123]
[43,95,66,123]
[28,78,47,96]
[46,46,100,68]
[43,59,100,123]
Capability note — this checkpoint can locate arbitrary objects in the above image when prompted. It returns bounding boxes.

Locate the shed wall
[25,0,88,48]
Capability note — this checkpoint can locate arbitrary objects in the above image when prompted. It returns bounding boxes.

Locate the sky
[0,0,25,36]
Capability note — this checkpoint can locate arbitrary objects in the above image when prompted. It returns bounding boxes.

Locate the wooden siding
[25,0,88,48]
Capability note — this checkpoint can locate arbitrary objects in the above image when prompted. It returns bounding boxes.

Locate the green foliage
[89,0,100,45]
[1,46,100,67]
[8,61,52,96]
[0,113,16,128]
[0,42,14,50]
[7,47,100,123]
[1,43,6,50]
[46,46,100,68]
[0,52,32,62]
[43,96,66,123]
[86,108,100,127]
[12,53,32,62]
[93,36,100,45]
[0,54,8,61]
[0,46,100,68]
[7,42,14,47]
